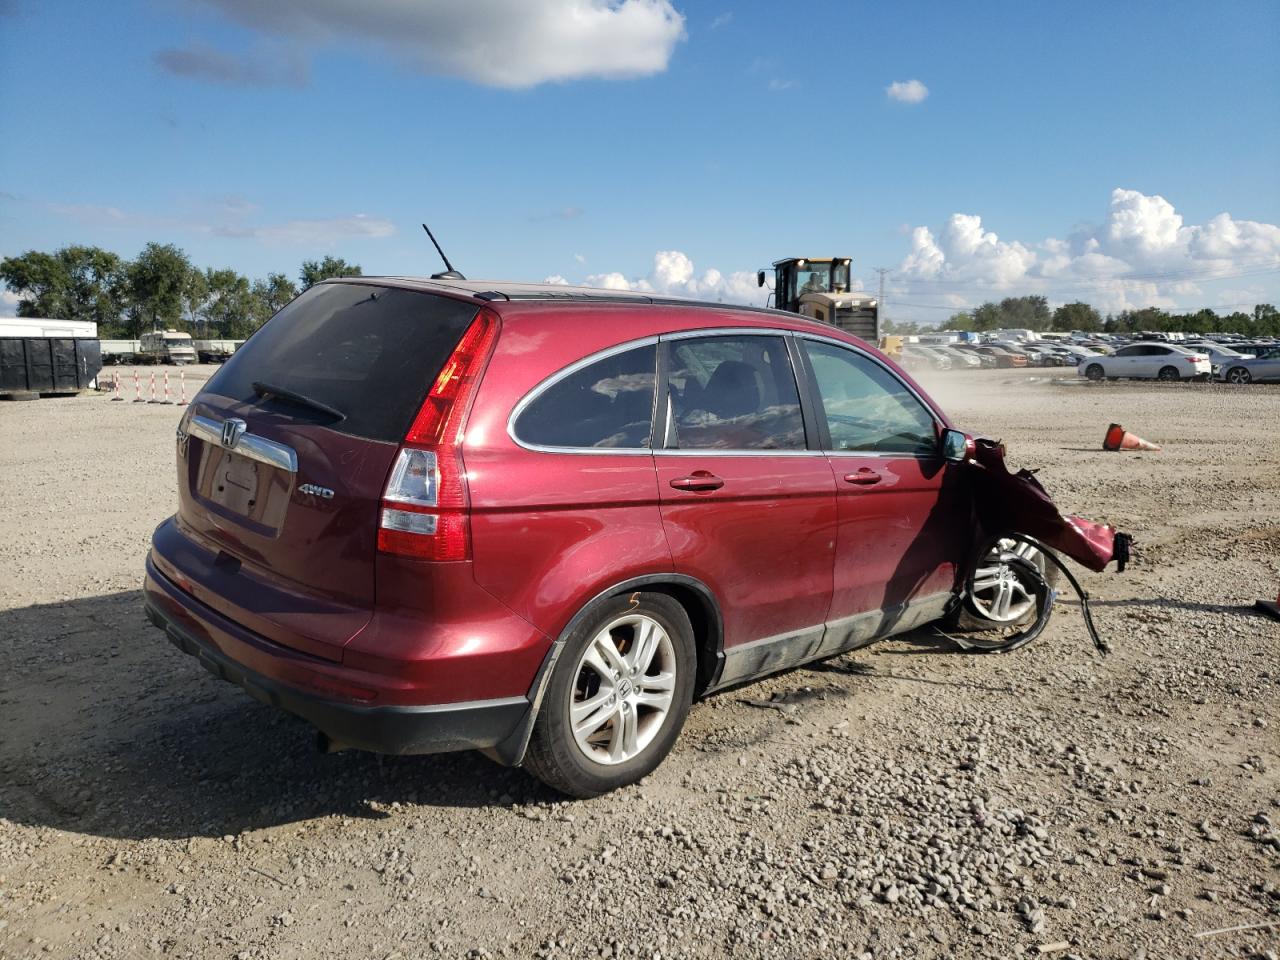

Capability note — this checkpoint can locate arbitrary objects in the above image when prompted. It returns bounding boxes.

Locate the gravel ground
[1,367,1277,960]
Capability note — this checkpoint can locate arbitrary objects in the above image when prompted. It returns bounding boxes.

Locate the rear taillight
[1186,355,1205,362]
[377,308,499,561]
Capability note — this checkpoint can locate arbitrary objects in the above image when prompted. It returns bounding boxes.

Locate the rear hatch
[165,281,479,660]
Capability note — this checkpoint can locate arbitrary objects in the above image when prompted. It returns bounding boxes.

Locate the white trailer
[0,317,98,338]
[100,339,142,364]
[193,339,244,363]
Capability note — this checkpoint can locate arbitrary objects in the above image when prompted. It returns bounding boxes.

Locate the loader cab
[761,258,853,314]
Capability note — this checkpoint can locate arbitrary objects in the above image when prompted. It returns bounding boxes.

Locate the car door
[796,336,968,654]
[1109,345,1142,376]
[1145,345,1175,376]
[653,332,837,689]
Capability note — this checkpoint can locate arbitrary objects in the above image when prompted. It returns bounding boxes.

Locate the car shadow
[1061,597,1267,617]
[0,591,559,842]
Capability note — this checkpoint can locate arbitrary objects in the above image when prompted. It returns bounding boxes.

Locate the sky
[1,0,1278,323]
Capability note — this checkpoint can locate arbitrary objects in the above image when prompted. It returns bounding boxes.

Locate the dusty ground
[1,367,1277,960]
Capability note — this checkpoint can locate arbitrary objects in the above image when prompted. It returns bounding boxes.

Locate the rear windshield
[203,283,478,442]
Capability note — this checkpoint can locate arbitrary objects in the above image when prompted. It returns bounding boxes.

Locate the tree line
[884,294,1280,338]
[0,244,363,339]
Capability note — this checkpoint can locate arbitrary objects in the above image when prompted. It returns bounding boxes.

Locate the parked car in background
[1216,346,1280,384]
[933,346,982,368]
[975,345,1028,368]
[143,277,1125,797]
[901,344,952,371]
[1079,343,1211,381]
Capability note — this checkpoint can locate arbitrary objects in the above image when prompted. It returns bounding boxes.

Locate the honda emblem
[220,418,247,449]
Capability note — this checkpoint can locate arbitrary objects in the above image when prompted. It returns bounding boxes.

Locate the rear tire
[523,593,696,798]
[1085,364,1104,381]
[1226,366,1252,384]
[1157,366,1179,381]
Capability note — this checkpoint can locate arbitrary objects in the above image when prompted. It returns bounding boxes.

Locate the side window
[665,335,805,450]
[1115,346,1138,357]
[802,340,939,455]
[514,344,656,449]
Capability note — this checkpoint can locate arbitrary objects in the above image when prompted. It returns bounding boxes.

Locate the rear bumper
[144,557,539,761]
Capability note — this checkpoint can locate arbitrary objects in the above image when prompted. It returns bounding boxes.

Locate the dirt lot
[1,367,1277,960]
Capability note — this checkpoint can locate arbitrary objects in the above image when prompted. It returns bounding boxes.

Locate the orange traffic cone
[1103,422,1161,452]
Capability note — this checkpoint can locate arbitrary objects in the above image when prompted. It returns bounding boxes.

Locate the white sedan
[1079,343,1212,381]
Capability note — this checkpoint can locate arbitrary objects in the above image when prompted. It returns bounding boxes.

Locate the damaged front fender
[968,438,1131,573]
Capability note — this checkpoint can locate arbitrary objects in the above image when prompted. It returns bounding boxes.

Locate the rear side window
[203,283,478,442]
[666,335,805,450]
[514,344,657,449]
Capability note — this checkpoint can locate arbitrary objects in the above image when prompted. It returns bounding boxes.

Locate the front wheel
[1226,366,1252,384]
[1157,365,1179,381]
[523,593,696,798]
[1085,364,1104,381]
[947,537,1061,643]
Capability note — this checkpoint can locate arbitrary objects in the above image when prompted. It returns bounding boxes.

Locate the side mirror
[756,270,766,288]
[941,428,975,462]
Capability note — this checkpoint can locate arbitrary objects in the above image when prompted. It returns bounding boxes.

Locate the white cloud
[0,289,21,317]
[571,250,777,305]
[46,200,396,248]
[183,0,686,89]
[710,12,732,29]
[893,188,1280,316]
[214,214,396,245]
[886,79,928,104]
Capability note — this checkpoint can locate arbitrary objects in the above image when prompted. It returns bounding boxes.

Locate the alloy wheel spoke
[571,687,615,733]
[609,706,638,762]
[581,645,614,682]
[592,632,629,678]
[628,619,663,675]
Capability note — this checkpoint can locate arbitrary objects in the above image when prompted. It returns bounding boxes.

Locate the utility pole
[874,268,890,326]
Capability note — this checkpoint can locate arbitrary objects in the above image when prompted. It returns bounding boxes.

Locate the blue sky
[2,0,1278,321]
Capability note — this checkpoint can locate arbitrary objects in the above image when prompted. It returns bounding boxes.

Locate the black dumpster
[0,337,103,397]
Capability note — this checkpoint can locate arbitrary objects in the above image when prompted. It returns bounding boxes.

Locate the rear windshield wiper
[252,381,346,421]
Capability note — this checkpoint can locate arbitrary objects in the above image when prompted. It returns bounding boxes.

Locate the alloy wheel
[969,539,1046,622]
[1227,367,1252,384]
[569,614,676,765]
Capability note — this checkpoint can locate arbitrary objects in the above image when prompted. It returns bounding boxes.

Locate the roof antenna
[422,224,465,280]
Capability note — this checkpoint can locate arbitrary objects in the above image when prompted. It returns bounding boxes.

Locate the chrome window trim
[506,336,661,456]
[793,332,946,452]
[188,414,299,473]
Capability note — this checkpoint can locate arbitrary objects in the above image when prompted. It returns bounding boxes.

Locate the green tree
[1253,303,1279,337]
[971,302,1002,331]
[996,295,1051,331]
[0,245,126,328]
[300,256,361,290]
[1051,301,1102,332]
[125,243,194,337]
[251,272,299,325]
[200,268,258,338]
[944,311,975,331]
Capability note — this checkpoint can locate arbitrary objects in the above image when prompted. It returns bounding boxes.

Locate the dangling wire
[937,533,1115,657]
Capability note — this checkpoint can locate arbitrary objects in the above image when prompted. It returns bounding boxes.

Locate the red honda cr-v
[144,278,1117,797]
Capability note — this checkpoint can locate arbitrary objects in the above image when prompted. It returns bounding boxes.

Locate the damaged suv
[144,279,1126,797]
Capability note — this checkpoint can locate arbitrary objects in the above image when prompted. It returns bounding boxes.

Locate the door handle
[669,471,724,492]
[842,468,881,486]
